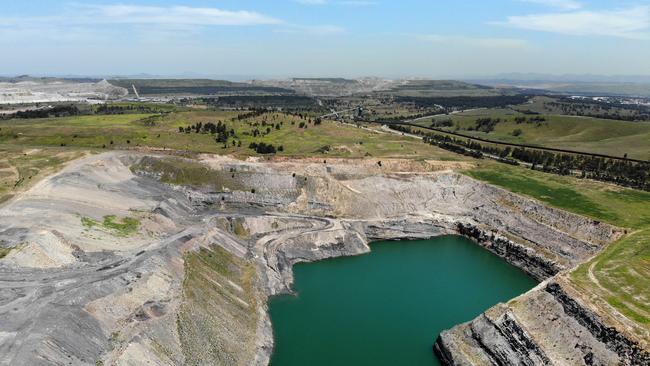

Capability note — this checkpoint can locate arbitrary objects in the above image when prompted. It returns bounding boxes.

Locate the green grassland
[513,96,648,120]
[467,162,650,229]
[0,109,460,161]
[0,146,85,204]
[572,229,650,327]
[426,109,650,160]
[81,215,141,236]
[466,161,650,333]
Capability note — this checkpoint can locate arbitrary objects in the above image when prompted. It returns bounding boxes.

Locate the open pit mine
[0,152,647,365]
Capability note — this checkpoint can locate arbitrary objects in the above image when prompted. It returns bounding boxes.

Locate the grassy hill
[0,109,458,161]
[425,109,650,160]
[545,82,650,98]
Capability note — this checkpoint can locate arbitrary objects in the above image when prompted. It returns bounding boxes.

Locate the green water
[269,235,538,366]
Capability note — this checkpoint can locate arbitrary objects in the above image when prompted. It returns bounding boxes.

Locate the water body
[269,235,537,366]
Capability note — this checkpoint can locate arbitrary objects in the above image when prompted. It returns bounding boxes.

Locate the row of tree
[389,124,650,191]
[3,105,80,119]
[248,142,283,154]
[549,98,650,122]
[396,95,529,111]
[178,121,235,144]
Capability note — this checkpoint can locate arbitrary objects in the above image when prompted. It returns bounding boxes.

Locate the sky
[1,0,650,78]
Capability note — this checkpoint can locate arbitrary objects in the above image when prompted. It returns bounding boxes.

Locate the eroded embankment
[0,152,644,366]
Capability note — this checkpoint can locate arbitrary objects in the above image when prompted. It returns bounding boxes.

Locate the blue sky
[1,0,650,78]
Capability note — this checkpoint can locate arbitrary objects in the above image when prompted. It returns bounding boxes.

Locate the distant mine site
[0,78,128,105]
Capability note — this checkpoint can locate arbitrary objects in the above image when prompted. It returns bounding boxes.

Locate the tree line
[2,105,80,119]
[389,124,650,191]
[396,95,529,111]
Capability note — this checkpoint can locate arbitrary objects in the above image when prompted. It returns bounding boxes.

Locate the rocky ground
[0,79,127,105]
[0,151,646,365]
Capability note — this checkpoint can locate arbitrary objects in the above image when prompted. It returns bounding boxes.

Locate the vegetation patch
[425,110,650,160]
[102,215,140,236]
[131,156,246,191]
[0,147,84,203]
[466,163,650,227]
[467,169,618,223]
[572,229,650,328]
[81,215,140,236]
[177,245,259,365]
[81,216,99,228]
[0,247,14,259]
[0,107,460,160]
[233,219,250,239]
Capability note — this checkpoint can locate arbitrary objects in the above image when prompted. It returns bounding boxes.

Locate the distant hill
[0,75,102,84]
[474,77,650,97]
[251,77,394,97]
[488,73,650,84]
[291,78,356,84]
[108,79,294,96]
[385,79,504,97]
[543,83,650,98]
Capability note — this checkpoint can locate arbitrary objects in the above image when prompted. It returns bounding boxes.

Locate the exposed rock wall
[434,280,650,365]
[456,223,561,281]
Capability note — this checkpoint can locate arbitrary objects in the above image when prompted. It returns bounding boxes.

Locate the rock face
[0,152,643,366]
[456,223,561,281]
[434,281,650,366]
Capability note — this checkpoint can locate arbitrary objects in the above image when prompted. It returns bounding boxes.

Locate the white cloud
[339,1,378,6]
[497,6,650,39]
[293,0,377,6]
[77,4,283,26]
[0,4,282,30]
[276,24,345,35]
[416,34,528,49]
[293,0,328,4]
[0,4,344,43]
[519,0,582,11]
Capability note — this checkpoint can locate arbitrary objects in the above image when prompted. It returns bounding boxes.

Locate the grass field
[466,161,650,333]
[0,146,85,204]
[572,229,650,327]
[467,163,650,228]
[0,110,461,161]
[512,96,648,121]
[425,109,650,160]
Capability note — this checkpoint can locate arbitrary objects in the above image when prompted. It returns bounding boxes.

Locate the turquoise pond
[269,235,537,366]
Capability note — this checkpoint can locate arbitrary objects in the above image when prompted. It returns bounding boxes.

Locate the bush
[249,142,277,154]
